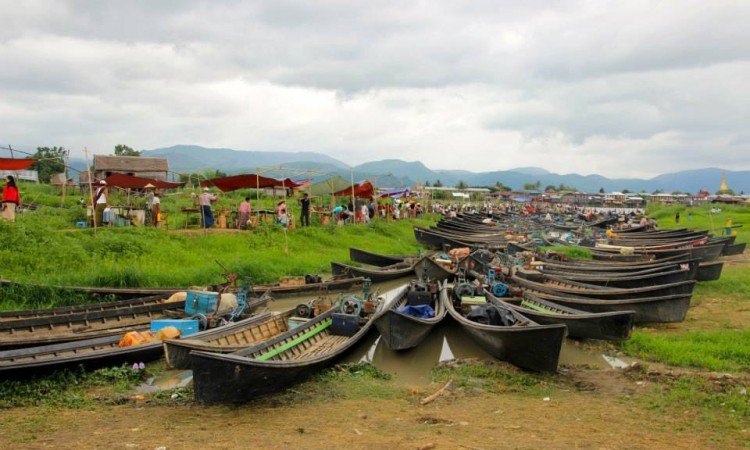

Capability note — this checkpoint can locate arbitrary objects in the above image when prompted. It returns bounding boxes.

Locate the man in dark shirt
[299,193,311,226]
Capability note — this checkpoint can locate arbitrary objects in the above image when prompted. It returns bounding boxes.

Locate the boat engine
[339,295,364,316]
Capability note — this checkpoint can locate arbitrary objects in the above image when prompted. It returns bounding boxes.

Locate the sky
[1,0,748,178]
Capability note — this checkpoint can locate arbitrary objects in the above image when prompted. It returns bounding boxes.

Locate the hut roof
[94,155,168,172]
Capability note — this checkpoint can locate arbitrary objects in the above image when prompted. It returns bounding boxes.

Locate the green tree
[492,181,511,192]
[623,189,631,194]
[599,187,605,194]
[29,146,67,183]
[114,144,141,157]
[424,180,431,187]
[523,182,540,191]
[433,179,443,187]
[456,180,468,189]
[544,185,557,192]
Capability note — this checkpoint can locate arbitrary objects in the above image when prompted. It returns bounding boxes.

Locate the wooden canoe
[164,310,295,370]
[484,289,635,341]
[373,281,446,351]
[191,298,382,404]
[442,282,566,372]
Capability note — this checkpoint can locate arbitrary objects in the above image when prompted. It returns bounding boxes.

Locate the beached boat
[0,292,270,349]
[164,310,295,370]
[191,295,382,404]
[373,280,446,351]
[0,332,164,378]
[331,261,415,283]
[348,247,417,267]
[508,276,691,323]
[484,289,635,341]
[442,282,566,372]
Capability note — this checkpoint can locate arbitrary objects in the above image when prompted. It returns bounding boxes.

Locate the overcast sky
[1,1,748,178]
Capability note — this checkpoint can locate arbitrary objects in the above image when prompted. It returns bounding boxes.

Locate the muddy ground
[1,256,748,449]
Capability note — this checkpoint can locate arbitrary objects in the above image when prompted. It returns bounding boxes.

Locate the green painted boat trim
[256,319,333,361]
[520,299,562,315]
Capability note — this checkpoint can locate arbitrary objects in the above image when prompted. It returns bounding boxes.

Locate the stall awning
[0,158,36,170]
[378,187,410,199]
[200,174,309,192]
[332,181,374,199]
[103,173,185,189]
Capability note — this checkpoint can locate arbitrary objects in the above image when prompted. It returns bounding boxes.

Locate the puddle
[136,369,193,393]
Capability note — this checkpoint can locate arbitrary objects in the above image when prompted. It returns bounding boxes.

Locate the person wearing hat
[1,175,20,222]
[200,187,219,228]
[93,180,109,227]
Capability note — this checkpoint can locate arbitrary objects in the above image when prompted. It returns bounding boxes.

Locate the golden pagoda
[718,172,731,194]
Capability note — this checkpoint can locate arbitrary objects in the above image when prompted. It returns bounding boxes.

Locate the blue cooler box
[151,319,200,337]
[185,291,219,316]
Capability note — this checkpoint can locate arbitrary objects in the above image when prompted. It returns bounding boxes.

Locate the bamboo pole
[84,147,97,235]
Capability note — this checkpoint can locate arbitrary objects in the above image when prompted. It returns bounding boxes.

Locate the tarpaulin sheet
[332,181,374,199]
[200,174,308,192]
[0,158,36,170]
[103,173,185,189]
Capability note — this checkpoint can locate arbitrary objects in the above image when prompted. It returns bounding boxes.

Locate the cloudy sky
[1,1,748,178]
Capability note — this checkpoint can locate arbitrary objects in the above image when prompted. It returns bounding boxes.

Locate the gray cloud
[0,0,748,178]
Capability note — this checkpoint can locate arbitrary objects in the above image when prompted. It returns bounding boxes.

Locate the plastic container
[184,291,219,316]
[330,313,359,336]
[151,319,200,337]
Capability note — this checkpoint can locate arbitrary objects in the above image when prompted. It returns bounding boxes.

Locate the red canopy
[0,158,36,170]
[201,174,309,192]
[103,173,185,189]
[332,181,374,199]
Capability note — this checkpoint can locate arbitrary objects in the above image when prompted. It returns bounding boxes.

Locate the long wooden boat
[1,275,362,301]
[331,261,415,283]
[0,293,184,322]
[0,332,164,378]
[373,281,446,351]
[514,269,696,300]
[0,294,270,349]
[0,279,181,300]
[251,276,364,297]
[191,297,383,404]
[349,248,416,267]
[164,310,294,370]
[695,261,724,282]
[484,289,635,341]
[539,267,695,289]
[508,277,691,323]
[722,242,746,256]
[0,295,186,349]
[442,282,566,372]
[413,255,458,282]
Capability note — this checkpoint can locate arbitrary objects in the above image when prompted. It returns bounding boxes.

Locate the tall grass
[1,185,437,310]
[621,331,750,373]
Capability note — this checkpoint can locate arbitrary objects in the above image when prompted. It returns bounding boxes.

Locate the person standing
[151,191,161,227]
[675,211,680,224]
[299,193,311,227]
[239,196,251,230]
[1,175,20,222]
[93,180,109,227]
[200,187,219,228]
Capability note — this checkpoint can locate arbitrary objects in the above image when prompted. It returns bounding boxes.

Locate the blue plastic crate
[184,291,219,316]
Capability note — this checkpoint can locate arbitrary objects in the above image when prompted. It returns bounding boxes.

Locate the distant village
[2,152,748,208]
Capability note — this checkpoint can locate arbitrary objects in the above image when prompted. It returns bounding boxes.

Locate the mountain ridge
[68,145,748,194]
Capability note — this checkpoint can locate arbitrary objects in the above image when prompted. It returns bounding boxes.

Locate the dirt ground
[1,255,749,450]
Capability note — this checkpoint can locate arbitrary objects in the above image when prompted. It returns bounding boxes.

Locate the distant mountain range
[70,144,749,194]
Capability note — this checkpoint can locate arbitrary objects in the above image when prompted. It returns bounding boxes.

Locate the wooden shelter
[93,155,169,181]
